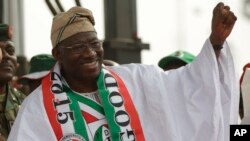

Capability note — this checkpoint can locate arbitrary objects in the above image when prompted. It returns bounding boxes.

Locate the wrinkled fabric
[8,39,239,141]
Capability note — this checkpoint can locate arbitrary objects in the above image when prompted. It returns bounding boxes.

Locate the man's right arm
[209,2,237,58]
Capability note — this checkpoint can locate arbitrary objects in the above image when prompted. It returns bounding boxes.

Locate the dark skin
[0,41,18,93]
[26,79,42,94]
[0,41,17,141]
[52,31,104,93]
[163,60,187,71]
[0,136,5,141]
[210,2,237,58]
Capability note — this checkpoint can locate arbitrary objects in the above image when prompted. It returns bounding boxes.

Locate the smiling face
[0,41,18,86]
[52,31,104,87]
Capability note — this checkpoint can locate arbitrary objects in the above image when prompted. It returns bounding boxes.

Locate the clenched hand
[210,2,237,47]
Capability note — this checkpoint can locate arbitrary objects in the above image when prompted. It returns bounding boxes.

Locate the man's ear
[52,47,61,61]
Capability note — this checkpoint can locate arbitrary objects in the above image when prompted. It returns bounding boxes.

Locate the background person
[0,24,25,141]
[0,24,12,65]
[17,54,56,94]
[158,50,195,71]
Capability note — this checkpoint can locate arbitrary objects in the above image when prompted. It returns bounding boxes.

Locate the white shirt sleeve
[110,38,239,141]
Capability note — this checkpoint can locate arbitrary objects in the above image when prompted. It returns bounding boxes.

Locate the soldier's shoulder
[9,87,26,103]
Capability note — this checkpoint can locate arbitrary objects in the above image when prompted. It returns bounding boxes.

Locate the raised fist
[210,2,237,46]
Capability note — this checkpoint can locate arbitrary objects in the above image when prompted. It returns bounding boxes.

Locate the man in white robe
[8,2,238,141]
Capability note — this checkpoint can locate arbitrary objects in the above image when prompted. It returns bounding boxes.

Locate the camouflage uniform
[0,84,25,139]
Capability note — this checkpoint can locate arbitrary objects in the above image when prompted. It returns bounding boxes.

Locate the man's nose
[81,46,97,57]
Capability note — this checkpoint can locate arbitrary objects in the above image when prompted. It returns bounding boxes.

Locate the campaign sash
[42,64,145,141]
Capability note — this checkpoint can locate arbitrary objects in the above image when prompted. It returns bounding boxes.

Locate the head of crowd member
[18,54,56,94]
[0,24,18,89]
[51,7,103,93]
[0,24,13,63]
[158,50,195,71]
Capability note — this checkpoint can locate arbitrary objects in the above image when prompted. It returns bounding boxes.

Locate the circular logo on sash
[94,126,111,141]
[60,134,85,141]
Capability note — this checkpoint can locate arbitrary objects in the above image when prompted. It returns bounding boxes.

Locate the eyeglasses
[58,40,102,54]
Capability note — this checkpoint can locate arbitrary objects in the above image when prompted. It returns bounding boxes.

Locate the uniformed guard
[0,24,25,140]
